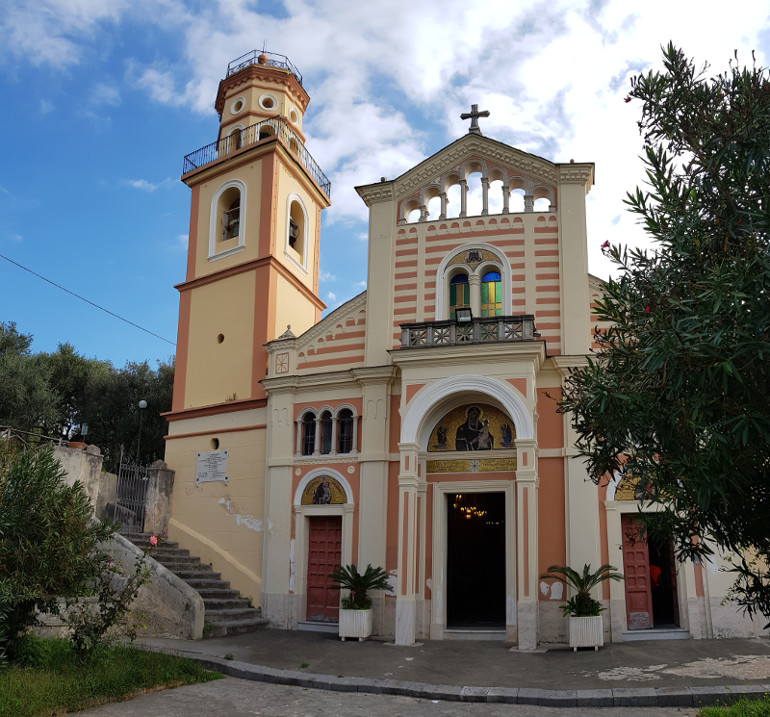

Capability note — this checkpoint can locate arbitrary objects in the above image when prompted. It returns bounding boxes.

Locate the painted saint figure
[455,406,493,451]
[312,476,331,504]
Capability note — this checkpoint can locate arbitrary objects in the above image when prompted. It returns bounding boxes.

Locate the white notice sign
[196,450,228,484]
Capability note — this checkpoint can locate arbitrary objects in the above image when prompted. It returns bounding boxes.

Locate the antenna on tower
[262,39,268,53]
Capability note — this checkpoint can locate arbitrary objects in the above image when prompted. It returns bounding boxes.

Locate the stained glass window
[449,273,470,320]
[480,271,502,316]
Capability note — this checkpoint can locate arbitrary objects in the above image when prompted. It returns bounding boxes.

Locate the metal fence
[115,449,149,529]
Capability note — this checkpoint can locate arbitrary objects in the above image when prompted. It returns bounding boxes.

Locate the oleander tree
[560,44,770,621]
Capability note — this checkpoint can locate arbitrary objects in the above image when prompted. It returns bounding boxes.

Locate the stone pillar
[419,204,428,221]
[502,185,510,214]
[459,179,468,218]
[143,460,175,536]
[515,437,539,650]
[395,442,420,645]
[481,177,490,215]
[353,367,396,635]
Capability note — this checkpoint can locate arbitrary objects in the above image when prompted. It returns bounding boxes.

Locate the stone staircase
[120,530,269,638]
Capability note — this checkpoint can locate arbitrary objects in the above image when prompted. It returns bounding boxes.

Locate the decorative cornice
[355,181,395,206]
[557,163,594,188]
[295,291,367,348]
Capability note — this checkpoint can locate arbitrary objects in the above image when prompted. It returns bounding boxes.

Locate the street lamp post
[136,399,147,465]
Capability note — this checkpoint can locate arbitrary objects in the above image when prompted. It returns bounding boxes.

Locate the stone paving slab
[138,630,770,708]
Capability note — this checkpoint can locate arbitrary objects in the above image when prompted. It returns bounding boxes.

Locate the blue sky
[1,0,769,367]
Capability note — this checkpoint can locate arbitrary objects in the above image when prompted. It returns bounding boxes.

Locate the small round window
[289,108,299,123]
[259,94,277,111]
[230,97,245,115]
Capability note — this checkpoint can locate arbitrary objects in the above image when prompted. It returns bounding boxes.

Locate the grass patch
[0,637,222,717]
[700,697,770,716]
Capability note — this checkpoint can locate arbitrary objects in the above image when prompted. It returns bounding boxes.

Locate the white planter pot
[338,608,373,641]
[569,615,604,651]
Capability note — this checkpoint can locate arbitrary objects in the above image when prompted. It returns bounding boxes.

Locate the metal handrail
[226,50,303,85]
[182,116,331,196]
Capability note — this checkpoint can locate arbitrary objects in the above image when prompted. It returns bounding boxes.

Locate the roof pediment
[395,134,558,197]
[357,133,593,206]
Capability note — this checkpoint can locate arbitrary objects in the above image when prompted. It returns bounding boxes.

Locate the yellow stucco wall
[184,271,256,408]
[165,409,267,602]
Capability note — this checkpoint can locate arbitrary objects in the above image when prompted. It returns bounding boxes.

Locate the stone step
[206,616,270,638]
[206,607,262,622]
[174,568,222,581]
[196,588,241,601]
[203,597,253,610]
[149,547,191,559]
[186,578,232,591]
[154,558,203,570]
[118,528,268,638]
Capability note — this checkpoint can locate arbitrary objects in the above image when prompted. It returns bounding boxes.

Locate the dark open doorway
[649,533,680,628]
[447,492,505,628]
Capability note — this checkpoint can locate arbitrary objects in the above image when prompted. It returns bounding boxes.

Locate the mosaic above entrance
[428,403,515,453]
[300,475,346,505]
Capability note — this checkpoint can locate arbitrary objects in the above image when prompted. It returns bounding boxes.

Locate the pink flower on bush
[644,305,651,314]
[149,535,158,547]
[601,240,610,251]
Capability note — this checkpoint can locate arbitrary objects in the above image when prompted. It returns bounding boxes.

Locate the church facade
[163,51,763,648]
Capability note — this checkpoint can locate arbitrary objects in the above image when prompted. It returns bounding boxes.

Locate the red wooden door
[622,514,653,629]
[306,516,342,623]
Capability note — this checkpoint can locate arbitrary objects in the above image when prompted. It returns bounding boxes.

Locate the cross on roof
[460,104,490,135]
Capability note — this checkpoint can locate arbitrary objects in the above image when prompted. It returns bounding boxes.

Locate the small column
[419,204,428,221]
[502,186,510,214]
[329,416,338,455]
[439,192,448,220]
[395,442,420,645]
[481,177,490,215]
[524,194,534,213]
[351,415,359,453]
[312,417,321,456]
[294,420,301,456]
[459,179,468,218]
[469,274,482,316]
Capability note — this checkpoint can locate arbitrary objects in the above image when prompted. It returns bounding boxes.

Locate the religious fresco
[614,473,651,501]
[428,403,515,453]
[300,475,347,505]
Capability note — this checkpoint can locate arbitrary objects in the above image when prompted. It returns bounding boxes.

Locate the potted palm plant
[540,563,624,651]
[329,563,391,641]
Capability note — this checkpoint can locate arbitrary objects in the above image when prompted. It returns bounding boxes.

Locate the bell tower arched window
[286,194,308,271]
[480,271,502,316]
[449,273,470,320]
[209,180,247,260]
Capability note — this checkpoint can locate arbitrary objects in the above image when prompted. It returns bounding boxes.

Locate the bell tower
[163,52,330,606]
[170,51,330,412]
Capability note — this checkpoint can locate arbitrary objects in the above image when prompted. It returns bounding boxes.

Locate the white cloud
[89,82,121,107]
[319,271,336,282]
[125,178,175,192]
[326,291,337,303]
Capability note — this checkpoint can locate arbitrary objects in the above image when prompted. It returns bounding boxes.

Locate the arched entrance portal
[397,375,537,646]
